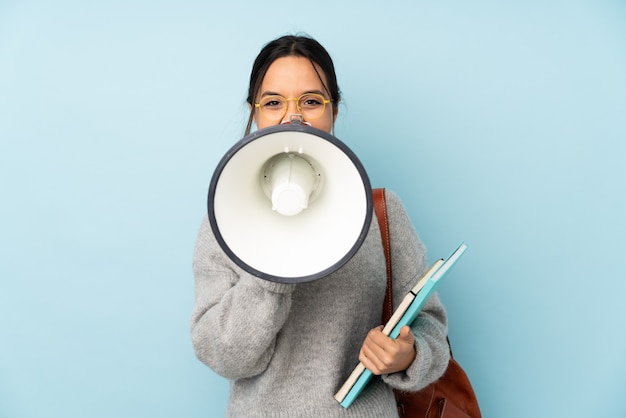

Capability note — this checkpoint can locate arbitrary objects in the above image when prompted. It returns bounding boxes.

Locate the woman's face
[253,56,337,133]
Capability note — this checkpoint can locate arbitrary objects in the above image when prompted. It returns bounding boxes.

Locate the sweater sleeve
[190,216,296,380]
[380,190,450,392]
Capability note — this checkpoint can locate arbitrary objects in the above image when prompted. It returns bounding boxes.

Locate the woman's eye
[301,97,323,108]
[263,100,282,108]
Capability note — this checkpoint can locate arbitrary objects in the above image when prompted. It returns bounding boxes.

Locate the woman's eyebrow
[259,89,327,98]
[260,91,281,97]
[303,89,326,96]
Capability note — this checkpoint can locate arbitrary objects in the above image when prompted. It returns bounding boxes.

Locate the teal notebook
[336,242,467,409]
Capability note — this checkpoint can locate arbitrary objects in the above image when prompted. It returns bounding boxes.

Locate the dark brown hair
[244,35,341,135]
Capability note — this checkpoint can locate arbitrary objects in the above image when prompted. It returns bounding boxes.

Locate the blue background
[1,1,625,417]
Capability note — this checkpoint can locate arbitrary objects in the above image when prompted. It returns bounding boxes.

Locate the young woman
[191,35,450,417]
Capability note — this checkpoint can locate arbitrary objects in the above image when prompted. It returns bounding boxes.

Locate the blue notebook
[335,242,467,408]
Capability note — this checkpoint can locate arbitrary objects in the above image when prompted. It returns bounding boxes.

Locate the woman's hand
[359,325,416,375]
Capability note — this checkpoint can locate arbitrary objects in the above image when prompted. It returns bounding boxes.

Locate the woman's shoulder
[379,188,424,245]
[380,188,408,215]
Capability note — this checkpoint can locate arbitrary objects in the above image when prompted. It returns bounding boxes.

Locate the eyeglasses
[255,93,331,122]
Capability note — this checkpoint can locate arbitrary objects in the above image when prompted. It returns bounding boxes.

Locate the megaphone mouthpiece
[282,114,311,126]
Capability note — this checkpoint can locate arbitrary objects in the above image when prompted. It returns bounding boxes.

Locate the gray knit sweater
[191,190,450,417]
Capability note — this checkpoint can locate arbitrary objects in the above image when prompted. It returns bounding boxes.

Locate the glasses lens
[258,95,286,121]
[298,94,327,120]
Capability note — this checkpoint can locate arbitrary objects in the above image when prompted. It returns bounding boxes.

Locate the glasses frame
[255,93,332,122]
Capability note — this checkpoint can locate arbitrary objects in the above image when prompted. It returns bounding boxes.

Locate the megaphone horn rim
[207,124,373,284]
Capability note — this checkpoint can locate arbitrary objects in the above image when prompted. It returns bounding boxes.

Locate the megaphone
[207,122,372,284]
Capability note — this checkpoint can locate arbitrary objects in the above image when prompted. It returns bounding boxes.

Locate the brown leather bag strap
[373,188,394,323]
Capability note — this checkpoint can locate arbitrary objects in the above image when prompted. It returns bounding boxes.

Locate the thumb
[397,326,415,344]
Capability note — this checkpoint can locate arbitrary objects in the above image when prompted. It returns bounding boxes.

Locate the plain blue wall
[1,1,625,417]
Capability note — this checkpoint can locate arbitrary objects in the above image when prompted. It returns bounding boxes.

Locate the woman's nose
[281,99,301,124]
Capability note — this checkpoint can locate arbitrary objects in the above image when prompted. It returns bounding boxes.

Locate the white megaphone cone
[207,123,372,284]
